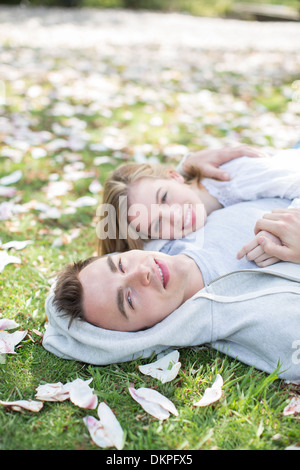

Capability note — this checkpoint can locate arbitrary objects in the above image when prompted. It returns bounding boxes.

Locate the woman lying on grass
[97,145,300,267]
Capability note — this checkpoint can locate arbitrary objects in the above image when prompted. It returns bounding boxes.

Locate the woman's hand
[253,208,300,264]
[236,230,282,267]
[182,145,268,181]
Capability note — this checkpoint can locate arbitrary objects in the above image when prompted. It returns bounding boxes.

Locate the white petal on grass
[128,387,178,420]
[83,416,113,448]
[0,399,43,412]
[283,396,300,416]
[35,382,70,402]
[83,402,124,450]
[0,186,16,197]
[35,378,97,409]
[0,170,22,186]
[0,330,27,354]
[68,378,98,409]
[1,240,32,251]
[0,251,21,272]
[0,318,19,330]
[67,196,97,208]
[193,374,224,407]
[138,350,181,383]
[97,402,124,450]
[89,179,103,194]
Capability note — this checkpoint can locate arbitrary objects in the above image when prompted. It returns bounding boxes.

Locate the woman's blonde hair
[97,161,202,256]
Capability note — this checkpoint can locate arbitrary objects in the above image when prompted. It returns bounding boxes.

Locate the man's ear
[167,170,185,183]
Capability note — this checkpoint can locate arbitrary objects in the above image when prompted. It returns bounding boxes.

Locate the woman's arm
[181,145,268,181]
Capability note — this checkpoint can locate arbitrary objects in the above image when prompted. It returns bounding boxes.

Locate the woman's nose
[161,204,182,226]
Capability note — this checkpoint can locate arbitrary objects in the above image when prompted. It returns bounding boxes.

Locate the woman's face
[127,172,207,240]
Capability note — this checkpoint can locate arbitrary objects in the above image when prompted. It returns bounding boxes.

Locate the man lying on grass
[43,198,300,381]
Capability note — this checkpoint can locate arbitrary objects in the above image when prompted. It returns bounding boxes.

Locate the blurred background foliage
[0,0,299,19]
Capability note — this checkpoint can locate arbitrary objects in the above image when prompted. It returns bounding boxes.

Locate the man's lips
[154,259,169,289]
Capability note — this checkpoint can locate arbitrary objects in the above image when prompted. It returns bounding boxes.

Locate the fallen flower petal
[97,402,124,450]
[193,374,224,407]
[0,251,21,272]
[0,170,22,186]
[83,403,124,450]
[35,378,97,409]
[1,240,33,251]
[0,330,27,354]
[0,318,19,330]
[0,186,16,197]
[68,378,98,409]
[0,399,43,412]
[35,382,70,402]
[283,396,300,416]
[129,386,178,420]
[84,416,113,448]
[68,196,97,207]
[138,350,181,383]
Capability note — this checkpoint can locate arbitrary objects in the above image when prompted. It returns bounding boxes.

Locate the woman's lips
[183,206,196,229]
[154,259,170,288]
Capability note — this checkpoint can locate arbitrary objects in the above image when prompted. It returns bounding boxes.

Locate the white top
[200,149,300,207]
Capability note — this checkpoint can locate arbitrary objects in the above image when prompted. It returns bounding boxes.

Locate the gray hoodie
[43,261,300,381]
[43,198,300,380]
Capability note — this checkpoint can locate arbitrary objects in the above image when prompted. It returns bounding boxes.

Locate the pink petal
[0,318,19,330]
[0,399,43,412]
[283,396,300,416]
[129,387,178,420]
[138,350,181,384]
[68,378,98,409]
[0,330,27,354]
[97,402,124,450]
[83,416,113,448]
[193,374,224,407]
[83,403,124,449]
[35,382,70,402]
[0,252,21,272]
[35,378,97,409]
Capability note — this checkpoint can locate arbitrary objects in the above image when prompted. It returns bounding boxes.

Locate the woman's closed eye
[161,191,167,203]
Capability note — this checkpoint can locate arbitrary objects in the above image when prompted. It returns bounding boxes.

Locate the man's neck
[180,254,204,301]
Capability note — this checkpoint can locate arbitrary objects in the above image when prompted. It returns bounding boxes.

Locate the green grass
[0,36,300,450]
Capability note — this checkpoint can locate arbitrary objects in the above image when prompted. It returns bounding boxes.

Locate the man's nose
[127,264,151,287]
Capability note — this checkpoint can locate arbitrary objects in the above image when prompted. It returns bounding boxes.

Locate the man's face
[79,250,200,332]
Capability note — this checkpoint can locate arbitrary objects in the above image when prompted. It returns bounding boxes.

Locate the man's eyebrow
[148,188,161,237]
[107,254,117,273]
[107,255,128,320]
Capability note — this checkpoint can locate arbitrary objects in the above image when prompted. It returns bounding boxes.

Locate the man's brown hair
[53,256,99,328]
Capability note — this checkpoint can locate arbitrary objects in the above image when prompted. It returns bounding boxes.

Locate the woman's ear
[167,170,185,183]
